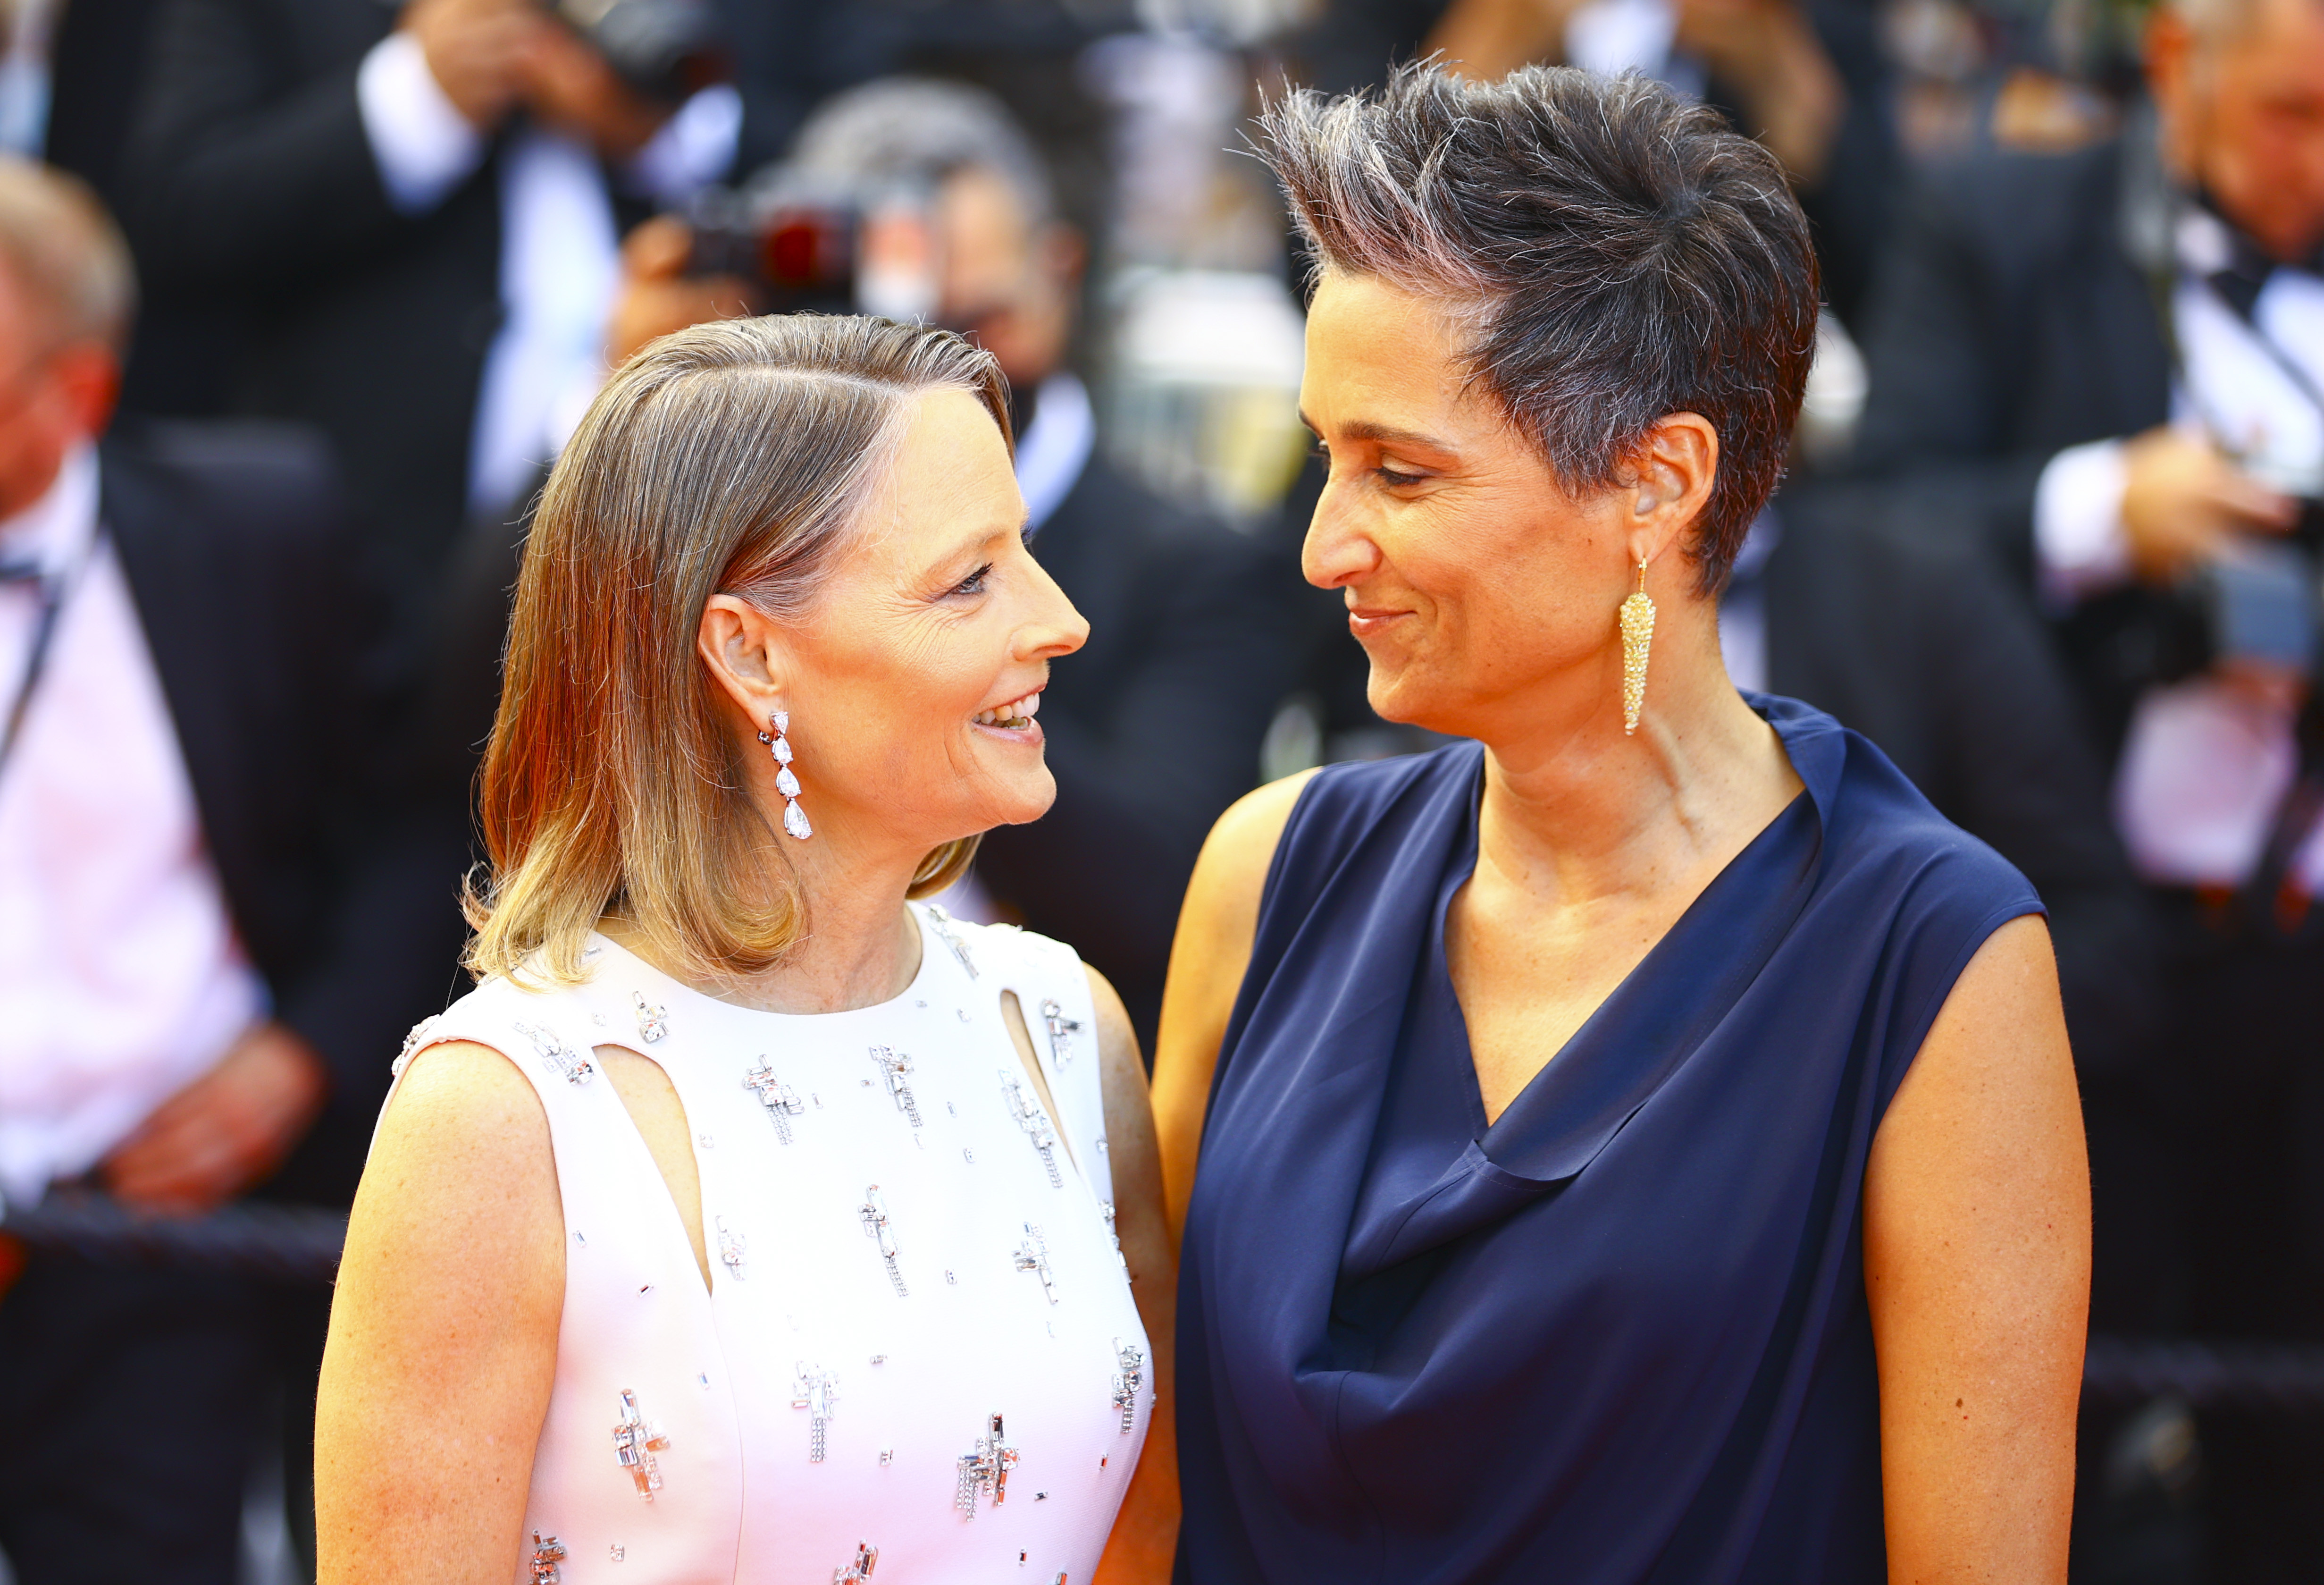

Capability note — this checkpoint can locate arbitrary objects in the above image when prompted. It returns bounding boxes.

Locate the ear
[697,593,794,731]
[53,343,119,440]
[1624,412,1720,570]
[2145,6,2201,171]
[1038,221,1086,293]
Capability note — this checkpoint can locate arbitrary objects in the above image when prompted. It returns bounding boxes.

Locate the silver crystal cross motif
[1013,1222,1057,1305]
[924,904,979,978]
[790,1362,839,1461]
[859,1185,908,1297]
[717,1217,745,1280]
[632,991,668,1043]
[514,1021,593,1085]
[612,1389,671,1500]
[743,1058,805,1143]
[529,1532,567,1585]
[1100,1199,1130,1274]
[868,1046,922,1129]
[954,1412,1019,1518]
[832,1542,880,1583]
[1112,1337,1146,1433]
[1040,998,1082,1067]
[1000,1071,1064,1188]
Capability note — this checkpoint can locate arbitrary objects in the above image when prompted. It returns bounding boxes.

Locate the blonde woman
[315,317,1176,1583]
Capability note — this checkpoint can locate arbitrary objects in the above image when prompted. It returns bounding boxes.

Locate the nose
[1018,550,1089,661]
[1301,477,1383,592]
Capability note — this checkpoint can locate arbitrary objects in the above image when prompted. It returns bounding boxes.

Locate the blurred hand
[101,1021,329,1215]
[1674,0,1845,185]
[521,22,671,160]
[400,0,547,131]
[607,216,755,368]
[2119,426,2298,583]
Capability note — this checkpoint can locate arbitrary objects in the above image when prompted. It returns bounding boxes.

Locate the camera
[554,0,728,105]
[683,177,942,323]
[2154,501,2324,682]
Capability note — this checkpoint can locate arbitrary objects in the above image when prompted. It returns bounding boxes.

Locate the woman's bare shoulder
[1152,770,1319,1240]
[1192,769,1322,925]
[354,1040,562,1280]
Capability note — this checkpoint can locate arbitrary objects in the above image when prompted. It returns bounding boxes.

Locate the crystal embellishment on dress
[717,1217,745,1280]
[1000,1071,1064,1187]
[1040,998,1082,1068]
[755,710,813,839]
[393,1015,440,1078]
[612,1389,671,1500]
[868,1047,923,1129]
[609,1543,625,1562]
[954,1412,1020,1518]
[1100,1200,1130,1274]
[513,1022,594,1085]
[923,904,978,978]
[529,1532,567,1584]
[631,990,667,1043]
[1112,1337,1146,1433]
[1013,1222,1057,1305]
[859,1185,907,1297]
[833,1541,880,1582]
[790,1362,839,1461]
[743,1058,805,1144]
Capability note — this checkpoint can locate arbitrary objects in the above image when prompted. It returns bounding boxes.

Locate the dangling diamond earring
[756,710,812,839]
[1619,557,1655,736]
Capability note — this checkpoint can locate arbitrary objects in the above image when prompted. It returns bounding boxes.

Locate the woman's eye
[1376,464,1426,487]
[950,563,994,597]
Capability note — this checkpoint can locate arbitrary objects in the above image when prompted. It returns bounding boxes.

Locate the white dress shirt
[2031,211,2324,891]
[0,445,267,1209]
[356,31,741,518]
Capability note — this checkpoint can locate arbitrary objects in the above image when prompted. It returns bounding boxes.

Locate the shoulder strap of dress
[371,978,615,1162]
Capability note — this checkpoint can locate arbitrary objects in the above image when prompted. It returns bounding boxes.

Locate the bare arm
[314,1042,564,1584]
[1865,914,2089,1584]
[1091,966,1180,1585]
[1151,771,1317,1248]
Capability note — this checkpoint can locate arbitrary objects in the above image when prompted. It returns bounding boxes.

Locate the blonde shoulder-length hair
[464,314,1012,987]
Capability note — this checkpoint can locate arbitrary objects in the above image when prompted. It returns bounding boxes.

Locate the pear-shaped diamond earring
[756,710,812,839]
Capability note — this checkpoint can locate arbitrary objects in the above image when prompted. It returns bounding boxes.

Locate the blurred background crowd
[0,0,2318,1577]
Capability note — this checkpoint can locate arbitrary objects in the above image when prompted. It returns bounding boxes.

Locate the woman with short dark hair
[1155,65,2087,1583]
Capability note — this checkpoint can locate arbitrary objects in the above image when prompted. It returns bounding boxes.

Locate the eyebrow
[1297,412,1458,454]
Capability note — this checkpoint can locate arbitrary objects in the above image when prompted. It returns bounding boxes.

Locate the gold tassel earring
[1619,557,1655,736]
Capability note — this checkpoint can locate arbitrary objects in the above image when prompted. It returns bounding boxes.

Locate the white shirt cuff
[357,31,488,216]
[2033,437,2132,606]
[621,83,741,206]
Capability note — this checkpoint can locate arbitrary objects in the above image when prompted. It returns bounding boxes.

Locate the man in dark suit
[116,0,746,667]
[1853,0,2324,1570]
[0,161,448,1584]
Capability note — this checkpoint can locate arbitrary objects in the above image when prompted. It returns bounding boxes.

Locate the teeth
[973,692,1041,728]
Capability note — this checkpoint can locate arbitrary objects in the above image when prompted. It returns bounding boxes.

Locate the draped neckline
[1341,698,1843,1282]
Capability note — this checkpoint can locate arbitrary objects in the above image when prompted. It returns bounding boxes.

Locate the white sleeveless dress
[387,903,1150,1585]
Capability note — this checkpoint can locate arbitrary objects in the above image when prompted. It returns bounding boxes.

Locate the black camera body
[555,0,728,105]
[2158,501,2324,682]
[683,177,941,322]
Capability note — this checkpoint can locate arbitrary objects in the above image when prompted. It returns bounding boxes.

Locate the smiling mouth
[973,690,1043,730]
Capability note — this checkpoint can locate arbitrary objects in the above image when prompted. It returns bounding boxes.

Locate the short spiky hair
[1258,63,1818,594]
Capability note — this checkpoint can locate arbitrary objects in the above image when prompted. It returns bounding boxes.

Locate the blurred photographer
[1855,0,2324,1569]
[606,79,1297,1046]
[117,0,744,673]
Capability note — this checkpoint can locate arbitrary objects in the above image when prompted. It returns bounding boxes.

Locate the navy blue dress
[1175,696,2044,1585]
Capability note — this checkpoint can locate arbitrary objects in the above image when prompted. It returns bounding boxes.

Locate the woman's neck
[1471,612,1802,912]
[607,803,936,1017]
